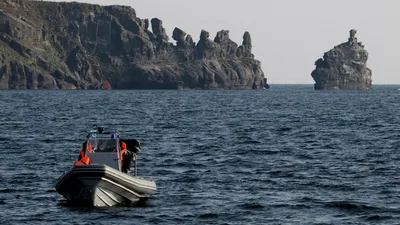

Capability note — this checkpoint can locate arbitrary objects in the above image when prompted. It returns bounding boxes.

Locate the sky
[47,0,400,84]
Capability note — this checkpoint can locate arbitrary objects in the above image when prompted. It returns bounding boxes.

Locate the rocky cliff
[311,29,372,90]
[0,0,269,89]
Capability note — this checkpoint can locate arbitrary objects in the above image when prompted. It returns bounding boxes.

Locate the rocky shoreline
[0,0,269,90]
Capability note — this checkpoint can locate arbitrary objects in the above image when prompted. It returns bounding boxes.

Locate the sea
[0,84,400,225]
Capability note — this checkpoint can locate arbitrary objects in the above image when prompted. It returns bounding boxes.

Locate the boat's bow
[56,164,156,207]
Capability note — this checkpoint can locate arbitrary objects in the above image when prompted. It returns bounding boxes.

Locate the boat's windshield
[94,139,117,152]
[86,132,118,153]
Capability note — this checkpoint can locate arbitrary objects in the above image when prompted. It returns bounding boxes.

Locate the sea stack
[311,29,372,90]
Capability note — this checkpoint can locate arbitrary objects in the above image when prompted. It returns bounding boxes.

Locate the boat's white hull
[56,164,156,207]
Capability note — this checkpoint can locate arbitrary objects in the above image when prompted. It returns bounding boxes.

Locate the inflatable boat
[55,126,156,207]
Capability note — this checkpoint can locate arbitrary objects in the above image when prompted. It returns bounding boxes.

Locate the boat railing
[132,153,138,176]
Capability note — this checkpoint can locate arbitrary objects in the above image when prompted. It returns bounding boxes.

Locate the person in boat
[120,140,142,174]
[120,141,133,173]
[75,142,92,165]
[78,141,93,161]
[76,141,94,165]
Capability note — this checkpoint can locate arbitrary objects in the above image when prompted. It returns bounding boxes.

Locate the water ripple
[0,85,400,224]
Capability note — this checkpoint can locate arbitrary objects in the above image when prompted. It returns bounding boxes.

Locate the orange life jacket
[119,142,127,164]
[75,156,91,165]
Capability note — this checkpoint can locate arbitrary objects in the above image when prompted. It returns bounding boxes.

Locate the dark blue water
[1,85,400,225]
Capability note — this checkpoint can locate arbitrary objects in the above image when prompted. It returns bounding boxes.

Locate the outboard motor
[130,139,141,154]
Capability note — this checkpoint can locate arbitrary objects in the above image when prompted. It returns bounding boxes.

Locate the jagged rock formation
[0,0,269,89]
[311,29,372,90]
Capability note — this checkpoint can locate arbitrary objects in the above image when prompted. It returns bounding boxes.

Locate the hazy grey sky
[48,0,399,84]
